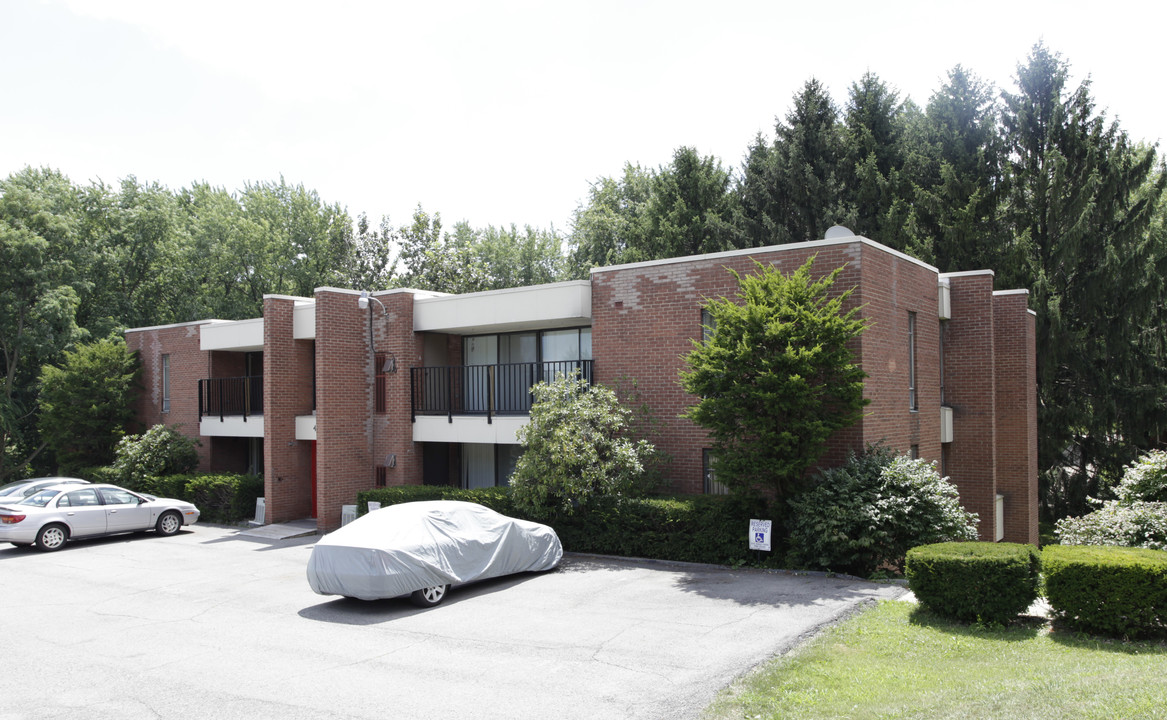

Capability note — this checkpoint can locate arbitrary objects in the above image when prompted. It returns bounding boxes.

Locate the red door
[310,440,318,519]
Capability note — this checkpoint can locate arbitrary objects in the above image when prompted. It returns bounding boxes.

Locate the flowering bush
[510,373,657,519]
[787,446,979,577]
[1114,449,1167,503]
[1054,501,1167,550]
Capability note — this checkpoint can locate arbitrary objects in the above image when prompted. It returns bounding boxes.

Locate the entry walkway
[236,518,318,540]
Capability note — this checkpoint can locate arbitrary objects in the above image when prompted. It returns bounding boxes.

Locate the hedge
[1042,544,1167,638]
[355,486,777,566]
[905,542,1041,625]
[107,470,264,525]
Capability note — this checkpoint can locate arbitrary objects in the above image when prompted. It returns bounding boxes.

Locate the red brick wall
[262,297,313,524]
[591,240,941,494]
[993,292,1039,544]
[124,322,212,468]
[942,273,998,540]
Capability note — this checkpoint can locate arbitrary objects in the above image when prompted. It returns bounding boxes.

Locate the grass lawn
[703,600,1167,720]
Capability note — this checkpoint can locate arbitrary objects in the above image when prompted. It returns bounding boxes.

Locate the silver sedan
[0,483,200,551]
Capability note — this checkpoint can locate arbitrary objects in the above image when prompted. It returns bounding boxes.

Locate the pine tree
[1002,43,1167,516]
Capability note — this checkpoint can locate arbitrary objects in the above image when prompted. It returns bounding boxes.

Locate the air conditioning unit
[341,504,357,526]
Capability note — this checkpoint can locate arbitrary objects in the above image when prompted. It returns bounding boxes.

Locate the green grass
[703,600,1167,720]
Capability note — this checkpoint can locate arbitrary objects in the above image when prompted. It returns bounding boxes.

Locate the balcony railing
[199,376,263,421]
[411,360,594,423]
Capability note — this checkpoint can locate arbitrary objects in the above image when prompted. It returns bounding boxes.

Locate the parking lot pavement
[1,524,907,720]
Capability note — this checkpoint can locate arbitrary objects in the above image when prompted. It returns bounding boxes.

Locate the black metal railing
[410,360,594,423]
[199,376,263,421]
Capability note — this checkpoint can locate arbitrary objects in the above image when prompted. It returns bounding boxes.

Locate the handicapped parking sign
[748,519,772,551]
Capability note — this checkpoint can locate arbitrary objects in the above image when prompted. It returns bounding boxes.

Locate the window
[939,320,948,406]
[701,308,716,344]
[910,444,920,460]
[908,312,918,411]
[375,466,388,488]
[703,450,729,495]
[99,488,139,505]
[161,354,171,413]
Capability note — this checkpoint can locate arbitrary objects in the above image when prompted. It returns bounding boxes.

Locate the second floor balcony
[411,360,594,423]
[199,376,263,422]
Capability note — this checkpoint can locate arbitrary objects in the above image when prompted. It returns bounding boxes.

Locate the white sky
[2,0,1163,232]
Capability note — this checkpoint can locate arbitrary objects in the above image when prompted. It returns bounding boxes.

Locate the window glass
[62,489,101,507]
[541,329,581,362]
[98,488,139,505]
[701,308,716,344]
[703,450,729,495]
[579,328,592,360]
[908,312,918,411]
[500,333,537,364]
[161,354,171,413]
[18,490,58,508]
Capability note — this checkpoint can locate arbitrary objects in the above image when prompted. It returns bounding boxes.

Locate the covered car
[306,500,562,606]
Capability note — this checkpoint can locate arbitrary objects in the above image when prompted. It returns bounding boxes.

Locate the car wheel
[155,511,183,536]
[35,524,68,552]
[410,585,449,607]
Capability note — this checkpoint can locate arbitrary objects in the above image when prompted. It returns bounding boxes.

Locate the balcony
[199,376,263,422]
[410,360,594,423]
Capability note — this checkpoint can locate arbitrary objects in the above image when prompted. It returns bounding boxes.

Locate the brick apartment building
[124,232,1038,542]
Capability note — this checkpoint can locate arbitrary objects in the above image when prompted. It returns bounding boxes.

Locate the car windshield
[18,489,61,508]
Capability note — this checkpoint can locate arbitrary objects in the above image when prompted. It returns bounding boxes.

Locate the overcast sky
[2,0,1162,232]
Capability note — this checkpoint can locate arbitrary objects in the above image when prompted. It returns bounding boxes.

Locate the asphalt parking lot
[2,523,906,720]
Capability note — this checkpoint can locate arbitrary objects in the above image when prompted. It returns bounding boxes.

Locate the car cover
[306,500,563,601]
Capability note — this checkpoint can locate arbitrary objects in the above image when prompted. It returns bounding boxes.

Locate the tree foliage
[1000,44,1167,517]
[0,168,85,480]
[37,338,139,473]
[680,257,869,498]
[510,373,657,519]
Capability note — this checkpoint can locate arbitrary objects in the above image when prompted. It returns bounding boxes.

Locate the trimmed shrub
[905,542,1040,624]
[1042,544,1167,638]
[357,486,515,517]
[114,471,262,524]
[355,485,776,566]
[1054,501,1167,550]
[787,447,979,577]
[183,473,265,524]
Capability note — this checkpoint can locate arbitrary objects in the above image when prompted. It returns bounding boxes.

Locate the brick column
[942,272,998,540]
[263,296,313,524]
[993,291,1039,544]
[314,289,424,532]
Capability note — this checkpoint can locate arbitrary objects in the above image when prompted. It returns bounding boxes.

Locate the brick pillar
[942,272,998,540]
[263,296,313,524]
[993,291,1039,545]
[314,289,424,532]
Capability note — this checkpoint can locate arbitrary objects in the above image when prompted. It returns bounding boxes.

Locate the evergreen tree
[904,65,1006,272]
[737,79,853,246]
[1001,43,1167,516]
[641,146,742,259]
[680,257,869,498]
